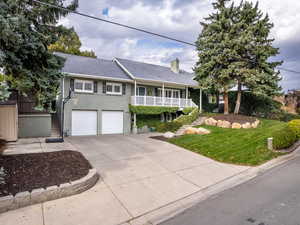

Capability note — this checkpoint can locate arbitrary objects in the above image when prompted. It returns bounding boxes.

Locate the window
[157,88,181,98]
[208,94,217,104]
[136,86,146,96]
[106,82,122,95]
[74,79,94,93]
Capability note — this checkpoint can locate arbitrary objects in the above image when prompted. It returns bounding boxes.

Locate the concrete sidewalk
[1,134,287,225]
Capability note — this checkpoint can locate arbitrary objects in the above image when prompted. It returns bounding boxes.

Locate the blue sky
[60,0,300,92]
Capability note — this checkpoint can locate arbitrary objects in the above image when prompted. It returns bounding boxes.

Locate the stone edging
[0,168,99,214]
[205,117,260,129]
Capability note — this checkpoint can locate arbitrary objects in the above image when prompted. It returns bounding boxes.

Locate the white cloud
[59,0,300,90]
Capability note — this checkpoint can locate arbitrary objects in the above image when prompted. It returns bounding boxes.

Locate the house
[56,53,202,136]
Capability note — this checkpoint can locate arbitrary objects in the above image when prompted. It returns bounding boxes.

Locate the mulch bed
[212,114,257,124]
[0,150,92,197]
[150,136,170,142]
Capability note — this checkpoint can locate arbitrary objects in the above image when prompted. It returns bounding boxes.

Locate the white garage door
[72,110,97,136]
[102,111,124,134]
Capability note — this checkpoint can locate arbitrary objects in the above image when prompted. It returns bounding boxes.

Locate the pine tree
[194,0,239,114]
[49,27,97,58]
[0,0,78,109]
[232,1,282,114]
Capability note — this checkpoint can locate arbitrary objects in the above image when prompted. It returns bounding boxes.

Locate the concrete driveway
[1,134,250,225]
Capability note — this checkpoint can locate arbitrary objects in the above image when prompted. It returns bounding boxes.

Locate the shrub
[174,108,199,125]
[136,115,163,129]
[288,119,300,139]
[272,126,297,150]
[0,139,7,154]
[129,105,178,115]
[182,107,195,115]
[156,121,182,133]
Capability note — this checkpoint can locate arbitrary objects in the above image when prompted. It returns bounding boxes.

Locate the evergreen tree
[232,1,282,114]
[194,0,239,114]
[49,27,97,58]
[0,0,78,110]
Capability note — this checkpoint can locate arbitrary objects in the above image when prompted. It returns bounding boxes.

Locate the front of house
[56,53,201,136]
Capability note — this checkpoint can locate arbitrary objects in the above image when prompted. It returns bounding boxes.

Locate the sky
[59,0,300,92]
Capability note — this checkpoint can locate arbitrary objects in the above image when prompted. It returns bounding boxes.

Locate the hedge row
[129,105,178,115]
[174,108,199,125]
[272,119,300,150]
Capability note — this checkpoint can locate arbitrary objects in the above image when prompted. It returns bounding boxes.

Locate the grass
[169,119,287,166]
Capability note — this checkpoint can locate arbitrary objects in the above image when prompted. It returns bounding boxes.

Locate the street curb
[0,169,99,214]
[128,148,300,225]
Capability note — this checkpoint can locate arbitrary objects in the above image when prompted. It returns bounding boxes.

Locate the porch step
[175,117,207,136]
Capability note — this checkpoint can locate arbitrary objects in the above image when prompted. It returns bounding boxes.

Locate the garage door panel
[72,111,97,136]
[102,111,123,134]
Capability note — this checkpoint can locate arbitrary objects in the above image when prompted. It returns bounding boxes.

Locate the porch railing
[131,96,197,108]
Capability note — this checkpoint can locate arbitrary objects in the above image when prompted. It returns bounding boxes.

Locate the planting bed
[0,150,91,197]
[212,114,256,124]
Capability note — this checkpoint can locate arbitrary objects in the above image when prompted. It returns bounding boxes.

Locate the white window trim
[136,86,146,96]
[106,82,122,95]
[158,88,181,98]
[74,79,94,93]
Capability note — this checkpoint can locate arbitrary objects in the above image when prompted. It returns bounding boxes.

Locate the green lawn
[169,119,286,166]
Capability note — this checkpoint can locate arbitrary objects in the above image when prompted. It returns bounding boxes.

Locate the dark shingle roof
[55,52,132,81]
[55,52,198,86]
[116,58,198,86]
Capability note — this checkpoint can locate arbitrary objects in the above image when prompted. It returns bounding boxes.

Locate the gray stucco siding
[63,77,132,136]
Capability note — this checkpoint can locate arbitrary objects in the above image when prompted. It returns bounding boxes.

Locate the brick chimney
[170,58,179,73]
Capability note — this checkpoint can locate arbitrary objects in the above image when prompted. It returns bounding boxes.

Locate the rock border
[0,168,99,214]
[205,117,260,129]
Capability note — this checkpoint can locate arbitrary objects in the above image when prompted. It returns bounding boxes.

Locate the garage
[72,110,97,136]
[102,111,124,134]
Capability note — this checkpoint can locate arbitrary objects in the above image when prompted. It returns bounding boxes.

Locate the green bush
[268,112,300,122]
[156,121,182,133]
[129,105,178,115]
[272,126,297,150]
[175,108,199,125]
[288,119,300,139]
[136,115,163,129]
[182,107,195,115]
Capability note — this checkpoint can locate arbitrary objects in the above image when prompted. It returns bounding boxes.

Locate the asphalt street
[160,157,300,225]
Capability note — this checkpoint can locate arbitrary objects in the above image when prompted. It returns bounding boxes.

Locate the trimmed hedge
[273,126,297,150]
[156,121,182,133]
[129,105,178,115]
[174,108,199,125]
[136,115,163,129]
[288,119,300,139]
[182,107,196,115]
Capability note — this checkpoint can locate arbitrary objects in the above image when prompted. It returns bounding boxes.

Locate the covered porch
[131,82,200,109]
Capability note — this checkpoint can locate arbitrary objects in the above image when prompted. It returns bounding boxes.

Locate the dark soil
[150,136,170,142]
[212,114,257,124]
[0,150,92,197]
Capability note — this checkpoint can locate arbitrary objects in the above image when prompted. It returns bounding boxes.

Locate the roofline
[64,72,134,83]
[135,77,199,88]
[113,58,136,80]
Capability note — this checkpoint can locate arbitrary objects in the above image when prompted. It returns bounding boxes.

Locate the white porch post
[162,83,165,106]
[185,86,188,107]
[200,88,203,113]
[133,113,137,134]
[134,80,137,105]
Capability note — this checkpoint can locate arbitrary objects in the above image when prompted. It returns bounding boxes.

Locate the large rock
[251,120,260,128]
[217,120,231,128]
[242,122,251,129]
[197,127,211,134]
[184,127,210,135]
[232,122,242,129]
[163,132,175,138]
[204,118,217,126]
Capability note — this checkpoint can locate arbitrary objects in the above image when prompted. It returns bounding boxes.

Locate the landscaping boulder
[251,120,260,128]
[242,122,252,129]
[205,118,217,126]
[232,122,242,129]
[197,127,211,134]
[163,132,175,138]
[217,120,231,128]
[184,127,199,135]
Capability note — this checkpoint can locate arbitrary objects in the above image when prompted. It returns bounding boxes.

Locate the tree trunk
[234,81,242,114]
[223,90,229,115]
